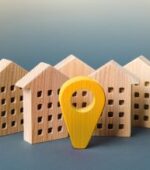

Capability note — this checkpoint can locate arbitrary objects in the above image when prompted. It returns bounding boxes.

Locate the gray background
[0,0,150,170]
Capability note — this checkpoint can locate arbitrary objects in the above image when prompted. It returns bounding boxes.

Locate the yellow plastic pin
[59,76,105,149]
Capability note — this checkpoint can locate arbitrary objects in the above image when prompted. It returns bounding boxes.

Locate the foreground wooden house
[0,59,27,136]
[16,63,68,144]
[55,55,95,109]
[124,56,150,128]
[90,60,139,137]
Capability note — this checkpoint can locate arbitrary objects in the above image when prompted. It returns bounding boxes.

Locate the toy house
[90,60,139,137]
[55,54,95,109]
[124,56,150,128]
[0,59,27,136]
[16,62,68,144]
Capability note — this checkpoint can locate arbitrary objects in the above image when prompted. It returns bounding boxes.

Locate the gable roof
[90,60,139,84]
[55,54,94,77]
[0,58,27,73]
[124,55,150,68]
[16,62,68,89]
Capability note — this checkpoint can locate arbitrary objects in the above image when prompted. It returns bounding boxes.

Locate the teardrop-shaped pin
[59,76,105,149]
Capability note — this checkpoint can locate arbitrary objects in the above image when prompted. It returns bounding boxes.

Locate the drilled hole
[82,91,87,96]
[97,123,102,129]
[48,115,52,121]
[1,111,6,117]
[47,90,52,96]
[57,102,60,107]
[11,121,16,127]
[119,100,124,105]
[144,93,149,98]
[38,129,42,135]
[37,116,42,123]
[108,87,113,93]
[119,87,125,93]
[144,115,149,121]
[108,100,114,105]
[20,96,23,101]
[134,103,139,109]
[48,103,52,109]
[48,127,53,134]
[57,89,60,95]
[1,99,6,105]
[82,102,87,108]
[37,91,42,97]
[119,112,124,117]
[145,81,150,86]
[20,107,23,113]
[10,97,15,103]
[1,86,5,93]
[10,85,15,91]
[134,92,139,97]
[144,104,149,110]
[20,119,24,124]
[72,103,77,107]
[134,114,139,120]
[58,126,62,132]
[58,113,62,120]
[108,124,113,129]
[37,104,42,110]
[72,91,77,97]
[108,112,113,117]
[11,109,15,115]
[119,124,124,129]
[2,122,6,129]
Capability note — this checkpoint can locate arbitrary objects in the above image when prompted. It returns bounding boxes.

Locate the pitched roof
[124,55,150,68]
[90,60,139,84]
[55,54,94,77]
[16,62,68,89]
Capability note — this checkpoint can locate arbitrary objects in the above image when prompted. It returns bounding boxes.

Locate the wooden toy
[16,63,68,144]
[59,76,105,149]
[0,59,27,136]
[124,56,150,128]
[90,60,139,137]
[55,54,95,109]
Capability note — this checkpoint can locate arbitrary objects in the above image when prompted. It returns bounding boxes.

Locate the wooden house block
[90,60,139,137]
[55,54,95,109]
[124,56,150,128]
[16,63,68,144]
[0,59,27,136]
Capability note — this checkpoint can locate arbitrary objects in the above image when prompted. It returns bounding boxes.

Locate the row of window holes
[0,85,16,93]
[108,100,125,105]
[97,123,124,129]
[1,96,23,105]
[1,119,24,129]
[1,108,23,117]
[37,89,60,98]
[37,126,63,135]
[72,102,88,108]
[134,104,149,110]
[72,91,87,97]
[37,102,60,110]
[108,112,125,117]
[134,92,150,98]
[134,81,150,87]
[37,113,62,123]
[108,87,125,93]
[134,115,149,121]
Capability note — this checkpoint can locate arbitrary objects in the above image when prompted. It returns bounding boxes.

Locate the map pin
[59,76,105,149]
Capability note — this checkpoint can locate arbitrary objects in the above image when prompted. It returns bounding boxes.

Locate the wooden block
[90,60,139,137]
[55,54,95,109]
[124,56,150,128]
[0,59,27,136]
[16,63,68,144]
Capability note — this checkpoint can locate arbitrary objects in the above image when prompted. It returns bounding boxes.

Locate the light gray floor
[0,128,149,170]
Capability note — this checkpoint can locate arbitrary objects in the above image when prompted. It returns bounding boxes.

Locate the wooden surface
[16,63,68,144]
[90,60,139,137]
[124,56,150,128]
[0,59,27,136]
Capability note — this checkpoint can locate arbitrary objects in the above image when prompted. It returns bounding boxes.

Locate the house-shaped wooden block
[16,63,68,144]
[0,59,27,136]
[90,60,139,137]
[124,56,150,128]
[55,55,95,109]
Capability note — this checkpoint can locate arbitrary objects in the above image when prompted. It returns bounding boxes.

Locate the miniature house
[0,59,27,136]
[16,63,68,144]
[90,60,139,137]
[124,56,150,128]
[55,55,95,109]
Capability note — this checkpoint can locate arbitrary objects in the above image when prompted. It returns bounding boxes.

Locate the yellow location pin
[59,76,105,149]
